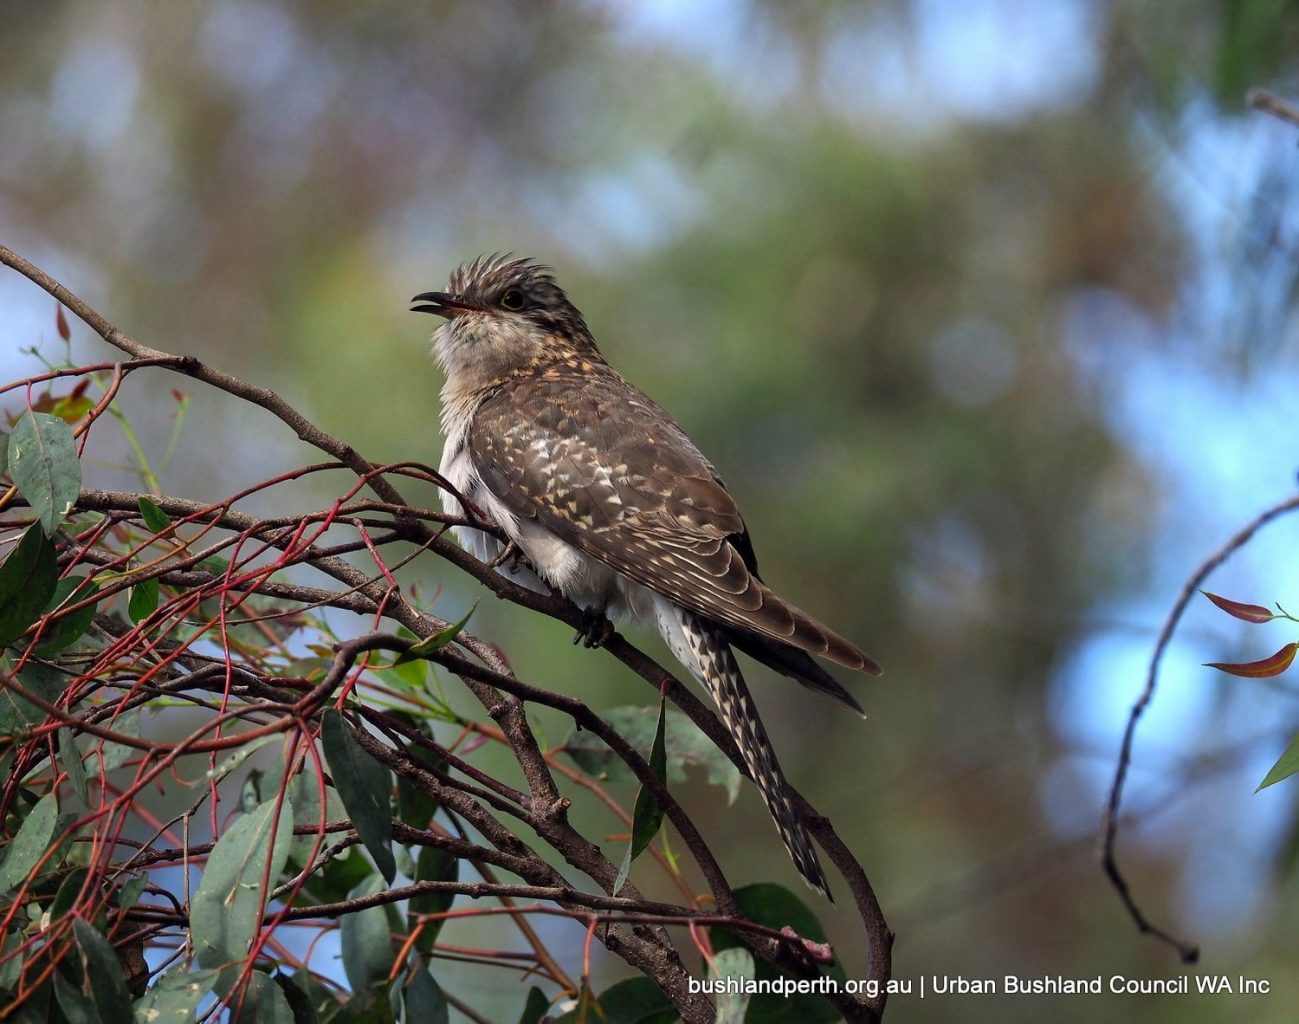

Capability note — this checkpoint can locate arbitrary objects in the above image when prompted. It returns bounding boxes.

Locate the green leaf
[0,657,64,734]
[615,700,667,895]
[588,977,677,1024]
[54,972,99,1024]
[321,710,395,883]
[552,986,598,1024]
[274,970,324,1024]
[51,867,90,922]
[288,781,345,869]
[11,980,53,1023]
[91,711,141,775]
[518,986,550,1024]
[244,972,296,1024]
[197,554,229,575]
[1259,731,1299,791]
[303,847,374,906]
[127,577,159,624]
[117,873,148,910]
[409,845,459,953]
[564,706,741,804]
[374,628,428,692]
[711,883,841,1024]
[0,792,58,892]
[552,978,676,1024]
[400,970,448,1024]
[396,606,476,663]
[0,526,59,647]
[72,918,134,1024]
[0,431,8,477]
[137,496,171,534]
[325,984,395,1024]
[130,966,220,1024]
[711,948,755,1024]
[191,799,295,988]
[0,927,24,991]
[393,845,415,880]
[268,753,347,870]
[8,412,81,536]
[339,879,395,992]
[206,734,278,787]
[59,728,89,807]
[37,576,99,654]
[392,716,445,832]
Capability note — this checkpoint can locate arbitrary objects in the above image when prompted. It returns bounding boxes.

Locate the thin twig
[1100,492,1299,963]
[1247,88,1299,128]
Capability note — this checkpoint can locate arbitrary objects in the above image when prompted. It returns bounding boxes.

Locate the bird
[412,254,881,899]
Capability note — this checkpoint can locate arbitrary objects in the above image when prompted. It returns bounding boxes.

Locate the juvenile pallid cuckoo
[413,255,881,899]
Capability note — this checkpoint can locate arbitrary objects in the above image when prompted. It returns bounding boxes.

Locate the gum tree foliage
[0,252,891,1024]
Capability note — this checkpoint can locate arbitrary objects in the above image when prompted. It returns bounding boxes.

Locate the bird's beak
[410,291,482,318]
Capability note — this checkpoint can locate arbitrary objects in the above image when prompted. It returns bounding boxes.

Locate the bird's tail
[677,609,832,901]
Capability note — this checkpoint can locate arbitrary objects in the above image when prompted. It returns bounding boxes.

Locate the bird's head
[413,255,598,394]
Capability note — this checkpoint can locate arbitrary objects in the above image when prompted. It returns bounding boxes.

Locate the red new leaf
[1201,591,1275,623]
[55,304,70,342]
[1206,642,1298,678]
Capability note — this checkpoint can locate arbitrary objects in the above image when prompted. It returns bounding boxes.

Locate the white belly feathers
[438,399,647,622]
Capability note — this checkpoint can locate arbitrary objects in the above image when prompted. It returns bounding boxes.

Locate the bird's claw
[572,608,614,649]
[488,540,525,575]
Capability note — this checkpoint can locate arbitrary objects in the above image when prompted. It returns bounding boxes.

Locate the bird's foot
[488,540,526,575]
[572,608,615,649]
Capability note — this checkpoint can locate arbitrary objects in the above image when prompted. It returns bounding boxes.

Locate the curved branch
[1101,492,1299,963]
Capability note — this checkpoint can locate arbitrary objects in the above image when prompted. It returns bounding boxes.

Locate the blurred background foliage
[3,1,1299,1021]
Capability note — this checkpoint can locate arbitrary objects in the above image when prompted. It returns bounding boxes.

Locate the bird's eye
[500,289,526,311]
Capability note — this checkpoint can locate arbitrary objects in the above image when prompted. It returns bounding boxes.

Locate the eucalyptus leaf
[0,658,64,736]
[72,918,134,1024]
[117,873,148,910]
[36,576,99,654]
[191,799,295,990]
[54,973,98,1024]
[92,711,141,775]
[0,928,23,991]
[711,947,756,1024]
[395,605,476,663]
[137,496,171,534]
[1258,730,1299,791]
[50,867,90,922]
[409,845,459,952]
[0,792,58,893]
[243,972,296,1024]
[8,412,81,536]
[59,728,88,807]
[339,879,394,992]
[711,883,843,1024]
[401,969,448,1024]
[0,526,58,648]
[553,978,675,1024]
[127,577,159,624]
[615,700,667,895]
[131,966,221,1024]
[518,986,550,1024]
[274,969,325,1024]
[564,705,741,803]
[321,710,395,883]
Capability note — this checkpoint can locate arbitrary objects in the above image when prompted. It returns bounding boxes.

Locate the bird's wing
[467,368,881,674]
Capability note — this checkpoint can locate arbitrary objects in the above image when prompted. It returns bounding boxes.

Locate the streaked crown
[414,254,601,397]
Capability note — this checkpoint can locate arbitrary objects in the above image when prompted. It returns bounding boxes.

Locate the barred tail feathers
[665,605,831,901]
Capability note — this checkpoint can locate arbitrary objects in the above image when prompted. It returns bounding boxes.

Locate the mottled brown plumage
[414,254,881,900]
[468,360,881,682]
